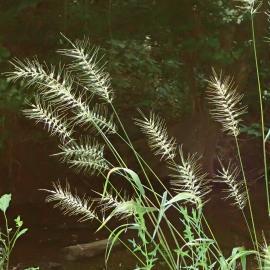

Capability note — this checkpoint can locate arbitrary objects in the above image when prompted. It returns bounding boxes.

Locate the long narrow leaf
[103,167,145,197]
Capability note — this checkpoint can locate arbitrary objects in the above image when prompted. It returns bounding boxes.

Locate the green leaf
[165,192,202,208]
[152,191,167,240]
[0,194,11,213]
[13,228,28,243]
[226,247,257,269]
[103,167,145,197]
[15,216,23,228]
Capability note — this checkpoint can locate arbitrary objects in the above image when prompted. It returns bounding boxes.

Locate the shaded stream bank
[8,181,270,270]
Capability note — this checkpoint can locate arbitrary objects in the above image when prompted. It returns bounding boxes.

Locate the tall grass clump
[6,2,270,268]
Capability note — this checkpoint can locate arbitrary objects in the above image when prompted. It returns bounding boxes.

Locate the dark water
[11,210,164,270]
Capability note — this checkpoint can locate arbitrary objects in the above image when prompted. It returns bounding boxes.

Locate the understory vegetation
[0,194,37,270]
[4,0,270,269]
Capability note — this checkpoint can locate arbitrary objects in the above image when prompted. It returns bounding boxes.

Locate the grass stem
[251,12,270,217]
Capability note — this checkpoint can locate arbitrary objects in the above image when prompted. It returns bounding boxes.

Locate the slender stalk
[4,214,9,270]
[235,137,261,267]
[250,12,270,216]
[202,215,222,254]
[241,210,255,250]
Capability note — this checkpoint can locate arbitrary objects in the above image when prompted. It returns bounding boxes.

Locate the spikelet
[55,137,109,175]
[7,58,116,135]
[58,36,113,103]
[7,58,48,85]
[23,96,73,142]
[215,160,247,210]
[97,192,136,220]
[43,181,96,222]
[73,103,117,134]
[7,58,79,111]
[207,70,247,137]
[260,234,270,269]
[134,110,176,161]
[168,147,211,204]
